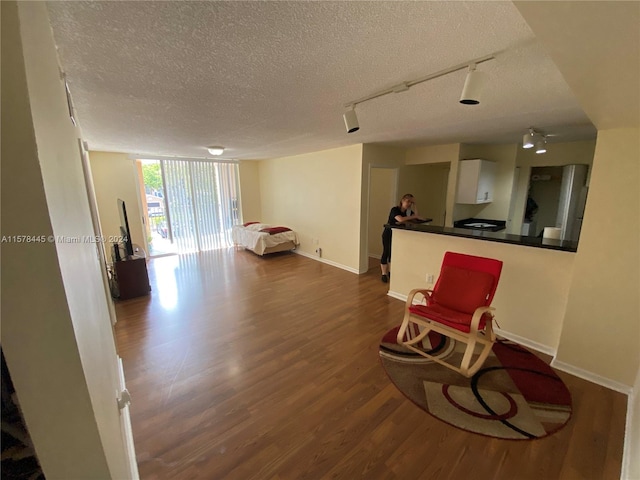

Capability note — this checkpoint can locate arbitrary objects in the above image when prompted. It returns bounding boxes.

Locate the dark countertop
[388,223,578,252]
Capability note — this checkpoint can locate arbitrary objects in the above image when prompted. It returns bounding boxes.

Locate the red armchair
[397,251,503,377]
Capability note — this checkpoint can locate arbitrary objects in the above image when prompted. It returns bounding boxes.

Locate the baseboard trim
[368,254,382,260]
[622,389,636,480]
[550,359,633,395]
[494,328,556,356]
[386,290,406,302]
[294,250,360,275]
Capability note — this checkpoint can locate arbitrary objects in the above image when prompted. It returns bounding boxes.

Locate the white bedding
[232,223,299,255]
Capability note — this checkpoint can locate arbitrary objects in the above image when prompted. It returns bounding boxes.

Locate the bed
[231,223,299,256]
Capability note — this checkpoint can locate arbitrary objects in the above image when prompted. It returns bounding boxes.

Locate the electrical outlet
[312,238,319,245]
[426,273,435,284]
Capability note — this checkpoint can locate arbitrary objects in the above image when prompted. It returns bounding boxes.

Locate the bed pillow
[243,221,260,227]
[260,226,291,235]
[245,223,271,231]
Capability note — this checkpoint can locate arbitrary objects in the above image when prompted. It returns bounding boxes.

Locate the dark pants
[381,228,392,265]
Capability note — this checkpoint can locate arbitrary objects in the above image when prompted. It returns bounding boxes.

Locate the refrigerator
[556,164,589,242]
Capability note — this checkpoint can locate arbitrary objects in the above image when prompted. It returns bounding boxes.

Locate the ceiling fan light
[535,139,547,154]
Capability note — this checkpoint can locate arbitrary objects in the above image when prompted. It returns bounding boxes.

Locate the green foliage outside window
[142,162,162,192]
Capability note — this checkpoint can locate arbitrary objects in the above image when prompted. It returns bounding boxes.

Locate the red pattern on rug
[379,326,572,440]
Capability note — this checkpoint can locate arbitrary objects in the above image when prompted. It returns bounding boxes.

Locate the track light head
[523,128,536,149]
[343,106,359,133]
[459,64,486,105]
[522,127,548,152]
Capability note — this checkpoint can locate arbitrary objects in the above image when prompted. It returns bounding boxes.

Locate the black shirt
[387,206,407,226]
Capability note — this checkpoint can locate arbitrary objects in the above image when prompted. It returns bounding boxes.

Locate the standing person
[380,194,425,283]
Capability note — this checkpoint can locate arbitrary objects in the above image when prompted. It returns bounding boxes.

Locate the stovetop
[453,218,506,232]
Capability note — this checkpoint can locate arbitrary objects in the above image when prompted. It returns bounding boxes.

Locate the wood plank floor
[114,249,627,480]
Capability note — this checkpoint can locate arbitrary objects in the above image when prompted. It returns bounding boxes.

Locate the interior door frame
[365,165,398,271]
[79,142,140,478]
[78,140,118,326]
[132,159,151,257]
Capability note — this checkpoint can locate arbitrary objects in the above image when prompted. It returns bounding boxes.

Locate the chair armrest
[470,306,495,333]
[405,289,433,310]
[398,289,434,345]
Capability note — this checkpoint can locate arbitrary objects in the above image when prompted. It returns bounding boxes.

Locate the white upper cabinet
[456,159,496,204]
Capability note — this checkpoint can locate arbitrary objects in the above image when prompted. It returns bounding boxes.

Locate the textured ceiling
[47,1,596,160]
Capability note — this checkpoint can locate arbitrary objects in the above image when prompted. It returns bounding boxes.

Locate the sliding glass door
[162,160,240,254]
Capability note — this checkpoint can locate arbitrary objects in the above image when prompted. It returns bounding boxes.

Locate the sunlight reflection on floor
[152,255,179,310]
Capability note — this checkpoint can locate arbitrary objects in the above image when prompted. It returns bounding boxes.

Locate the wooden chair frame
[396,288,497,377]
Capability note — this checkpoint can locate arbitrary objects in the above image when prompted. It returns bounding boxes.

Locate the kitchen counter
[387,222,577,252]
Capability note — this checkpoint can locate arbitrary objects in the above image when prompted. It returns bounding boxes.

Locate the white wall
[404,143,461,227]
[405,143,460,165]
[389,229,574,352]
[238,160,262,223]
[1,2,133,478]
[397,163,449,227]
[89,152,146,257]
[554,128,639,387]
[259,144,363,272]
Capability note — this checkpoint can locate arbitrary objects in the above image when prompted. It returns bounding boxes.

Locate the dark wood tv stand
[113,256,150,300]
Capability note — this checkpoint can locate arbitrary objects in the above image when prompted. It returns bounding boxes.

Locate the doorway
[368,167,397,265]
[527,166,563,237]
[138,160,177,257]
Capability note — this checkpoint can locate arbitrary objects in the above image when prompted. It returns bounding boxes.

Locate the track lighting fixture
[522,127,548,154]
[523,128,536,149]
[207,146,225,156]
[342,53,496,133]
[459,64,486,105]
[343,106,360,134]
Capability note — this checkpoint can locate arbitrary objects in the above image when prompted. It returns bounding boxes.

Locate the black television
[117,198,134,258]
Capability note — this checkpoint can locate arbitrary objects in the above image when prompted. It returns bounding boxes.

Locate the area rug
[379,325,572,440]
